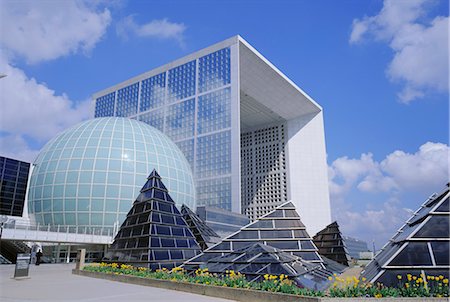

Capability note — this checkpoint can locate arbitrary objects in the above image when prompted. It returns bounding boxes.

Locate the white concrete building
[92,36,331,234]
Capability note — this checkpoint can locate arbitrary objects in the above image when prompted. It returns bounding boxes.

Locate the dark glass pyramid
[181,205,221,250]
[361,184,450,286]
[205,243,331,290]
[104,170,202,270]
[183,201,324,271]
[313,221,351,266]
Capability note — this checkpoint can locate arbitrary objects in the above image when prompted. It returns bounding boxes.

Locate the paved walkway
[0,264,235,301]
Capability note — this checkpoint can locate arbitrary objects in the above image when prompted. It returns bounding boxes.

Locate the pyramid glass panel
[183,201,324,271]
[181,205,221,250]
[104,170,201,270]
[361,185,450,286]
[435,197,449,212]
[313,221,351,267]
[204,243,331,290]
[320,256,348,274]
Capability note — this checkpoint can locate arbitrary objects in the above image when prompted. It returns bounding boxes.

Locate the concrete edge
[72,269,319,302]
[72,270,447,302]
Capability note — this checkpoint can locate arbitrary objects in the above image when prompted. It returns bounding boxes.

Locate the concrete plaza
[0,263,235,301]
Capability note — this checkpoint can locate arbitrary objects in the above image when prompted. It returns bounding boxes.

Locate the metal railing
[2,222,115,236]
[0,222,119,244]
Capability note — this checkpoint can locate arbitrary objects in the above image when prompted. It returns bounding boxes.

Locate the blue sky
[0,0,448,247]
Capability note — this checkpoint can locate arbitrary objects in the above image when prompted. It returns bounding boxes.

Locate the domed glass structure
[27,117,195,229]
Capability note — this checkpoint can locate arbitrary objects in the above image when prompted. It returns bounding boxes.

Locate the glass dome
[27,117,195,229]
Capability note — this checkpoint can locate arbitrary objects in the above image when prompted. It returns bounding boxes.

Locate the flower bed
[328,274,449,298]
[82,263,449,299]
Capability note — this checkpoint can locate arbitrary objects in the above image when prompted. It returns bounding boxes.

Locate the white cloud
[333,197,411,249]
[0,0,111,64]
[328,153,380,197]
[117,16,186,46]
[329,142,449,246]
[0,57,91,162]
[330,142,449,196]
[377,142,450,192]
[0,134,40,163]
[350,0,449,103]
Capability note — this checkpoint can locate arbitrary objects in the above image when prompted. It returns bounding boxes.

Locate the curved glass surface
[28,117,195,229]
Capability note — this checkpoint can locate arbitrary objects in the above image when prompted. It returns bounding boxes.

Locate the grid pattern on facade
[313,221,351,266]
[196,177,232,211]
[181,205,221,251]
[94,92,116,118]
[0,157,30,216]
[196,206,249,238]
[198,47,231,93]
[138,108,165,132]
[204,243,331,290]
[198,88,231,135]
[116,83,139,117]
[165,98,195,141]
[104,170,202,270]
[183,201,324,271]
[94,47,233,211]
[241,124,287,220]
[27,118,195,229]
[140,72,166,112]
[175,139,194,170]
[196,131,231,179]
[167,61,196,103]
[361,185,450,286]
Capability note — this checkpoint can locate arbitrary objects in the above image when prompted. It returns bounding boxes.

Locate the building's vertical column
[193,60,199,179]
[22,164,33,220]
[285,111,331,235]
[163,70,169,133]
[136,81,142,120]
[230,39,241,214]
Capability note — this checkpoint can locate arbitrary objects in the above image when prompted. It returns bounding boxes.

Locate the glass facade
[93,47,234,211]
[27,117,195,229]
[0,156,30,216]
[342,236,370,260]
[140,73,166,112]
[94,92,115,118]
[195,205,249,238]
[116,83,139,117]
[361,185,450,286]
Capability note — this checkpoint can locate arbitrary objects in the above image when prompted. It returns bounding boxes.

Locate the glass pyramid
[313,221,351,267]
[104,170,202,270]
[181,205,221,250]
[183,201,324,271]
[205,242,332,290]
[320,256,349,274]
[361,184,450,286]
